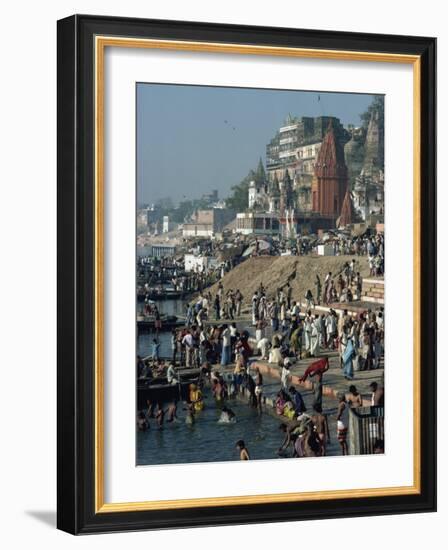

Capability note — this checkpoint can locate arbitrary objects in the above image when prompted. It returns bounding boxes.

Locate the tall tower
[312,121,348,217]
[279,169,293,213]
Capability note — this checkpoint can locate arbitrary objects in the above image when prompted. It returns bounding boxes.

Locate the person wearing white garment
[325,311,337,350]
[290,301,300,318]
[281,358,291,389]
[310,317,320,357]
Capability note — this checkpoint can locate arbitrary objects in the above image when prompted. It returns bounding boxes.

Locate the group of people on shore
[311,262,363,307]
[289,232,384,260]
[251,300,384,381]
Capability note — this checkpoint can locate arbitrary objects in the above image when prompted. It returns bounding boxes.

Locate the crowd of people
[288,232,385,264]
[137,350,384,460]
[136,232,385,461]
[247,283,384,380]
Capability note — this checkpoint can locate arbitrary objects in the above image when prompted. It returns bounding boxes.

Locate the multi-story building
[182,208,235,238]
[235,212,280,236]
[266,115,350,187]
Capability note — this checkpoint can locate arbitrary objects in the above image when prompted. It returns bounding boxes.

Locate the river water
[137,297,341,465]
[137,297,186,358]
[136,378,340,466]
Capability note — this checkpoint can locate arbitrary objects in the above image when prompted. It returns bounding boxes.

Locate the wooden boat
[137,315,185,332]
[137,289,185,301]
[137,372,200,408]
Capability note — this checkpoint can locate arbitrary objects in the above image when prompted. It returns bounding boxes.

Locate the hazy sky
[137,84,376,206]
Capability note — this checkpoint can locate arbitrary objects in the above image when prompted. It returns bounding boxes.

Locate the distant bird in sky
[223,118,237,130]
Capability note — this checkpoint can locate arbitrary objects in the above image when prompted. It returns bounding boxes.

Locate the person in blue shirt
[151,338,160,361]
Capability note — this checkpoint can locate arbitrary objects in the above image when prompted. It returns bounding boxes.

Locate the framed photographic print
[57,15,436,534]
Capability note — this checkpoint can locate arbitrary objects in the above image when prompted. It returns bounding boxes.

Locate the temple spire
[312,125,348,217]
[255,157,266,183]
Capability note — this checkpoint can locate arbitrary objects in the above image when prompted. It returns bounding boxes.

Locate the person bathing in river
[212,376,225,404]
[236,440,250,460]
[189,383,204,412]
[137,411,149,431]
[155,403,165,429]
[244,372,257,408]
[166,401,178,423]
[254,367,263,414]
[219,406,236,423]
[185,403,195,425]
[311,404,330,456]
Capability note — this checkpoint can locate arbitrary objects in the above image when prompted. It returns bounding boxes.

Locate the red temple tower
[312,122,348,218]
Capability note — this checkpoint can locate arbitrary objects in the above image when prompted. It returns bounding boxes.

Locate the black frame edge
[57,14,79,535]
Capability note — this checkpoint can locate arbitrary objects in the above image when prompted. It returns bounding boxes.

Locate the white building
[162,215,175,233]
[248,180,268,209]
[235,212,280,235]
[184,254,219,273]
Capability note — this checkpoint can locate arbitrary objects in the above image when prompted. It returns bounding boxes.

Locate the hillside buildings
[237,101,384,237]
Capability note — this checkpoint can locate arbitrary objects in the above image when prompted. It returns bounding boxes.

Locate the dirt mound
[207,255,371,306]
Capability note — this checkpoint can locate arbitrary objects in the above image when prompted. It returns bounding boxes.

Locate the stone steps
[361,277,384,305]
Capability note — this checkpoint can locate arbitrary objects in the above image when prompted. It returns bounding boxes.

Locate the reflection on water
[137,298,187,358]
[138,332,172,359]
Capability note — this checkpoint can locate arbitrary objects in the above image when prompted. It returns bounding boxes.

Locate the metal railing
[348,406,384,455]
